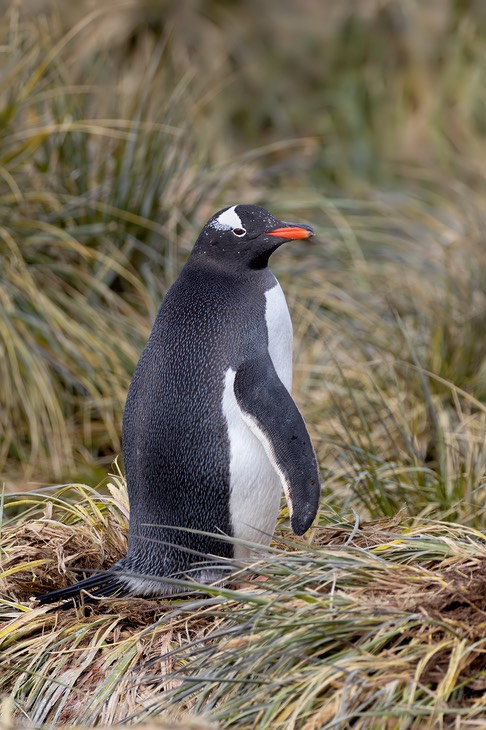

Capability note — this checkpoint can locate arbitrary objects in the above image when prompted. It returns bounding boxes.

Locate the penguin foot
[35,565,232,610]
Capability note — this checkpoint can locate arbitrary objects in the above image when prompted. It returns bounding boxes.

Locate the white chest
[264,278,293,390]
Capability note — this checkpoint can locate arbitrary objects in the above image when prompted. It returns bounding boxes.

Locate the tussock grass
[274,187,486,525]
[1,1,485,487]
[2,481,486,727]
[1,1,486,727]
[0,2,249,485]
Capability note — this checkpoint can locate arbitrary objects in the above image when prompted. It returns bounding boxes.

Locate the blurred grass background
[1,0,485,524]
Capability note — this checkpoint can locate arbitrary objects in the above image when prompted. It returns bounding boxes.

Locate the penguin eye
[232,227,246,237]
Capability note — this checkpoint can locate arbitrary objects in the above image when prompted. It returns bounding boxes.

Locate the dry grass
[3,481,486,727]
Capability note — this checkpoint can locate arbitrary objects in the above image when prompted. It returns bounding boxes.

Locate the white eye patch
[210,205,243,231]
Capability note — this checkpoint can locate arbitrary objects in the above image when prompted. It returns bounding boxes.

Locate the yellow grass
[2,482,486,727]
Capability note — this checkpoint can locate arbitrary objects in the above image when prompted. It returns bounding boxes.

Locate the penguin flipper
[233,353,320,535]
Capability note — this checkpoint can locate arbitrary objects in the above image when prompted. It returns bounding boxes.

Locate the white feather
[211,205,243,230]
[265,278,293,389]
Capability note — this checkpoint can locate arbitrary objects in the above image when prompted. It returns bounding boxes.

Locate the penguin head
[193,204,314,270]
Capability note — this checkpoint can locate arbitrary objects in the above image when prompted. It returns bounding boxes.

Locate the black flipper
[234,353,320,535]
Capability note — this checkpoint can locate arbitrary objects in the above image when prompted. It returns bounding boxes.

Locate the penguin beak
[266,222,314,240]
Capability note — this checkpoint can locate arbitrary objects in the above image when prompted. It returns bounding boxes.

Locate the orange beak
[267,224,314,240]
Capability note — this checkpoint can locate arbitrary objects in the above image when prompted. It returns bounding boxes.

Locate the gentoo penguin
[38,204,320,606]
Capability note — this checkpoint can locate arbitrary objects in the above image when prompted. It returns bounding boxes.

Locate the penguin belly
[223,279,293,559]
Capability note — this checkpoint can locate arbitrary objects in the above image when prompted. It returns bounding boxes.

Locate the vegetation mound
[2,482,486,728]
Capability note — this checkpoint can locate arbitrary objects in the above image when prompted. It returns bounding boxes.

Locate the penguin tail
[36,570,125,611]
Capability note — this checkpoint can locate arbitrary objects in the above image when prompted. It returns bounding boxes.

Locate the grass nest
[2,480,486,728]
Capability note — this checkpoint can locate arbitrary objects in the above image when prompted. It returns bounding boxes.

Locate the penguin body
[38,205,320,606]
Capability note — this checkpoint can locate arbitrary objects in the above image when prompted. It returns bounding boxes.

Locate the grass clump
[2,480,486,727]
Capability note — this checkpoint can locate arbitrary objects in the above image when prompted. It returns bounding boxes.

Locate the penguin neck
[186,248,274,283]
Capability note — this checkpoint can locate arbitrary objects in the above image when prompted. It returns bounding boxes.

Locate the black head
[191,204,314,271]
